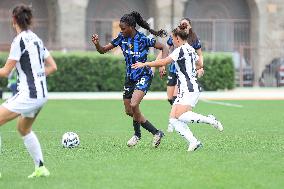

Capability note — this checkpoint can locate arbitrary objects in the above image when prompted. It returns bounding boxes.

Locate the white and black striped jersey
[169,43,200,92]
[8,30,49,99]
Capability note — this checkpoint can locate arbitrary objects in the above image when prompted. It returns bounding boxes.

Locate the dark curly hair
[12,4,33,30]
[120,11,167,38]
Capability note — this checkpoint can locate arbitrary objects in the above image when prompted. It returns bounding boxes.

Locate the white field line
[200,99,243,108]
[3,90,284,100]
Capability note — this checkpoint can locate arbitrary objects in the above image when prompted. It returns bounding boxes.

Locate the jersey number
[34,42,43,68]
[137,78,146,86]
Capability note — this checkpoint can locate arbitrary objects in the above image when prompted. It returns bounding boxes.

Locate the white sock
[179,111,213,125]
[23,131,43,167]
[169,118,197,144]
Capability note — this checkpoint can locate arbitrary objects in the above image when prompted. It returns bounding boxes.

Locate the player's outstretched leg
[207,115,223,131]
[179,111,223,131]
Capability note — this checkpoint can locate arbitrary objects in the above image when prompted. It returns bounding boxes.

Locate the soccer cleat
[208,115,223,132]
[152,130,164,147]
[28,166,50,178]
[167,123,174,133]
[127,135,140,147]
[188,141,203,152]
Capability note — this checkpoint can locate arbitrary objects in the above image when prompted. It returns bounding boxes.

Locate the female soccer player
[92,11,169,147]
[165,17,204,132]
[132,25,223,152]
[166,18,204,106]
[0,4,57,178]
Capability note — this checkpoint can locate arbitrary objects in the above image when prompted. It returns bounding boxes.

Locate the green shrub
[0,51,234,92]
[198,53,235,91]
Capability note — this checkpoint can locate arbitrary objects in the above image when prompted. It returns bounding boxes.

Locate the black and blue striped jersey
[167,36,202,74]
[111,31,156,81]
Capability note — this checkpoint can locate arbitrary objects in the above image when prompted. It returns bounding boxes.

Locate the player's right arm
[0,38,19,78]
[91,34,115,54]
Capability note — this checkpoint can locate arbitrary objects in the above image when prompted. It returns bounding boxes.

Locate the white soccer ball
[62,132,80,148]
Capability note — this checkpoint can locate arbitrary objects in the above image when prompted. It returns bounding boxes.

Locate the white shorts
[2,91,47,118]
[173,90,200,107]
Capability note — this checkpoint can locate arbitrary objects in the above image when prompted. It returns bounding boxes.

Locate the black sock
[133,120,141,138]
[141,120,158,135]
[172,96,177,104]
[39,160,44,167]
[168,99,173,105]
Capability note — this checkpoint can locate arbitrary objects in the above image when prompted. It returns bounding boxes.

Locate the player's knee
[17,125,31,136]
[130,102,139,109]
[0,117,8,126]
[125,110,133,117]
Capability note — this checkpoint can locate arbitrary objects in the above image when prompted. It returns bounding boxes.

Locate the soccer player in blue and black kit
[92,11,169,148]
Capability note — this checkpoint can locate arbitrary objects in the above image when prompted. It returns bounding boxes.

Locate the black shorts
[123,75,153,99]
[167,72,177,86]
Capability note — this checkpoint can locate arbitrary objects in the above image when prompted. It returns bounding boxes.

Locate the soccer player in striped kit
[92,11,169,148]
[132,25,223,152]
[160,18,204,132]
[0,4,57,177]
[166,18,204,103]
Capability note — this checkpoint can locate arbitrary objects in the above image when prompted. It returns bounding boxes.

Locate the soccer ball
[62,132,80,148]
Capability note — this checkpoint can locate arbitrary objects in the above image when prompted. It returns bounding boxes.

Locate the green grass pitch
[0,100,283,189]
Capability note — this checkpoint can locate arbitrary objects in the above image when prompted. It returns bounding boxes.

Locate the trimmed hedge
[198,53,235,91]
[0,51,234,92]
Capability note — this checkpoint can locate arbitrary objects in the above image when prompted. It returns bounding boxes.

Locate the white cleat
[188,141,203,152]
[127,135,140,147]
[208,115,224,132]
[167,123,174,133]
[152,130,164,148]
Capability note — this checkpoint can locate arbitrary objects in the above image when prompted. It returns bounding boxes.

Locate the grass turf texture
[0,100,283,189]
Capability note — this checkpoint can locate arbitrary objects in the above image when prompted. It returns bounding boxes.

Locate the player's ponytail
[129,11,167,38]
[12,4,33,30]
[120,11,167,37]
[172,25,189,41]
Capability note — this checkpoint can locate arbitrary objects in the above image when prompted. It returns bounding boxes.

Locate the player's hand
[131,62,144,69]
[159,66,166,78]
[197,67,204,78]
[91,34,99,45]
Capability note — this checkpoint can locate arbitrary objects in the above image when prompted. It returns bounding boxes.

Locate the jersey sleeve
[145,36,156,47]
[8,37,22,61]
[43,47,50,59]
[192,37,202,50]
[111,33,123,47]
[169,47,181,62]
[167,36,173,46]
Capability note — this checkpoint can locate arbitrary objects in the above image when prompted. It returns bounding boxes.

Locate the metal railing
[191,19,250,52]
[0,18,50,50]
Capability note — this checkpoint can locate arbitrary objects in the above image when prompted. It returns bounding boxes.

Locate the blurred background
[1,0,284,88]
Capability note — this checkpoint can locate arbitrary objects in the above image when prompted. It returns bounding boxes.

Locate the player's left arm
[153,42,169,77]
[0,59,16,78]
[154,41,169,59]
[195,48,204,77]
[45,55,57,76]
[154,51,167,78]
[196,48,203,69]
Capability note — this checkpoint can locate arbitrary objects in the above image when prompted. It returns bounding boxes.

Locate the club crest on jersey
[128,44,133,49]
